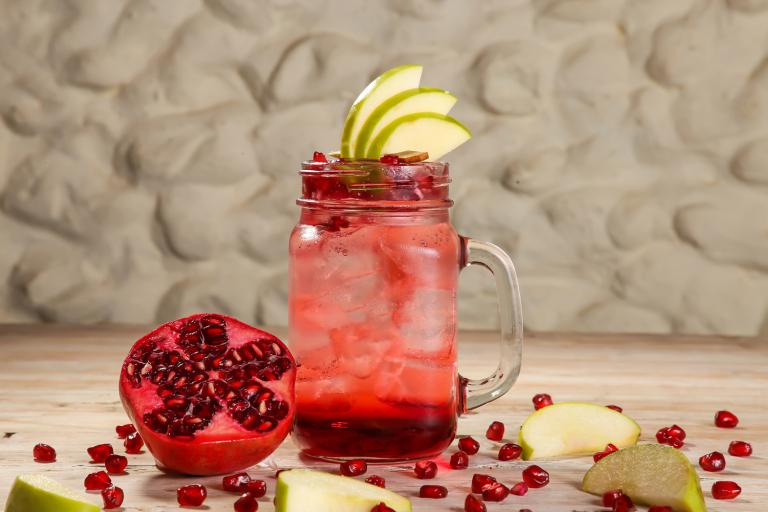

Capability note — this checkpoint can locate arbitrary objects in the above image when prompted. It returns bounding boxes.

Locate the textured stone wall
[1,0,768,335]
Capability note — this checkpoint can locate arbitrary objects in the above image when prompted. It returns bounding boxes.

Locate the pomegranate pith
[124,432,144,453]
[32,443,56,462]
[522,465,549,488]
[340,459,367,476]
[101,486,124,509]
[699,451,726,472]
[234,492,259,512]
[712,480,741,499]
[88,444,114,463]
[464,493,486,512]
[419,485,448,499]
[728,440,752,457]
[84,471,112,490]
[498,443,522,461]
[450,451,469,469]
[481,482,509,502]
[116,424,136,438]
[414,460,437,479]
[119,314,296,475]
[458,436,480,454]
[177,484,207,506]
[471,474,496,493]
[532,393,553,410]
[105,454,127,474]
[485,421,504,441]
[365,475,386,488]
[510,482,528,496]
[714,410,738,428]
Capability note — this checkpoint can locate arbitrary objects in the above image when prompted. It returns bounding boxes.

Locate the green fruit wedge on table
[4,474,100,512]
[366,113,471,161]
[519,402,640,459]
[275,468,412,512]
[583,444,707,512]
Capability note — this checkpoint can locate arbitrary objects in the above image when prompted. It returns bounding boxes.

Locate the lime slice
[519,402,641,460]
[5,474,100,512]
[582,444,707,512]
[275,469,411,512]
[366,112,471,160]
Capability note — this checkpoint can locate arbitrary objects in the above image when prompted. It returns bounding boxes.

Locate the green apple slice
[519,402,640,460]
[341,65,422,158]
[366,112,471,160]
[5,474,100,512]
[582,444,707,512]
[353,87,457,158]
[275,469,411,512]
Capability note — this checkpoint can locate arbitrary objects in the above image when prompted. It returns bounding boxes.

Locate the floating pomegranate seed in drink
[84,471,112,490]
[699,451,726,472]
[105,454,127,474]
[593,443,618,463]
[312,151,327,163]
[510,481,528,496]
[485,421,505,441]
[648,507,673,512]
[606,404,623,413]
[498,443,522,461]
[177,484,207,506]
[482,482,509,502]
[712,480,741,499]
[419,485,448,499]
[32,443,56,462]
[124,432,144,454]
[223,472,251,492]
[715,410,738,428]
[522,465,549,488]
[612,494,634,512]
[340,459,367,476]
[365,475,386,488]
[414,460,437,479]
[464,494,486,512]
[87,444,114,463]
[234,492,259,512]
[101,486,124,509]
[450,451,469,469]
[370,503,395,512]
[115,424,136,439]
[728,440,752,457]
[471,473,496,493]
[532,393,553,410]
[459,436,480,454]
[379,154,400,165]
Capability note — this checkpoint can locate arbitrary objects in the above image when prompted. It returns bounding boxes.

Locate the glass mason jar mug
[288,158,523,462]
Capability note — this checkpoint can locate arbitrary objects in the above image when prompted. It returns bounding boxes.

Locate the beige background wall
[1,0,768,335]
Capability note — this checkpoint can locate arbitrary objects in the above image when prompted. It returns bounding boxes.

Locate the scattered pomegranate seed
[593,443,619,463]
[510,481,528,496]
[223,472,251,492]
[234,492,259,512]
[602,489,624,507]
[32,443,56,462]
[699,451,726,472]
[522,465,549,488]
[485,421,505,441]
[87,444,114,463]
[340,459,367,477]
[312,151,327,163]
[379,154,400,165]
[728,440,752,457]
[419,485,448,499]
[712,480,741,499]
[667,424,686,440]
[84,471,112,490]
[124,432,144,454]
[498,443,522,461]
[612,494,635,512]
[482,482,510,502]
[365,475,386,488]
[532,393,553,410]
[104,454,127,474]
[520,510,533,512]
[370,503,395,512]
[656,426,685,448]
[471,473,496,493]
[414,460,437,479]
[115,424,136,439]
[605,404,623,412]
[459,436,480,454]
[101,486,124,509]
[450,451,469,469]
[715,410,739,428]
[464,493,486,512]
[177,484,207,507]
[243,480,266,497]
[648,507,673,512]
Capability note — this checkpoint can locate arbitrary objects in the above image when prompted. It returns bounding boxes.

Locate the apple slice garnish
[366,113,471,161]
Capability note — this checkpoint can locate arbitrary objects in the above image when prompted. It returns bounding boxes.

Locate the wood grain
[0,326,765,511]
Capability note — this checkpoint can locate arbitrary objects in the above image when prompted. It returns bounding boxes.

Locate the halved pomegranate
[119,314,296,475]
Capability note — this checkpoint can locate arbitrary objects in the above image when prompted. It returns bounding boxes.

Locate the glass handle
[458,237,524,413]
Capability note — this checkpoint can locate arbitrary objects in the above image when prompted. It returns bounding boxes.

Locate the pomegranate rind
[5,475,99,512]
[119,313,296,475]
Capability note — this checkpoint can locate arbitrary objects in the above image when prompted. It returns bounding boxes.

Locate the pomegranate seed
[234,492,259,512]
[510,482,528,496]
[612,494,635,512]
[414,460,437,479]
[177,484,207,507]
[712,480,741,499]
[243,480,266,497]
[223,472,251,492]
[593,443,619,463]
[365,475,385,488]
[482,482,509,502]
[87,444,114,463]
[667,424,686,440]
[606,404,623,413]
[379,154,400,165]
[101,486,124,509]
[532,393,553,410]
[370,503,395,512]
[124,432,144,454]
[115,424,136,438]
[656,426,685,448]
[471,473,496,493]
[699,451,726,472]
[715,410,739,428]
[419,485,448,499]
[32,443,56,462]
[522,465,549,488]
[648,507,674,512]
[459,436,480,454]
[520,510,533,512]
[84,471,112,490]
[603,489,624,507]
[728,440,752,457]
[485,421,505,441]
[312,151,327,162]
[105,454,127,474]
[340,459,367,476]
[499,443,522,461]
[464,494,486,512]
[450,451,469,469]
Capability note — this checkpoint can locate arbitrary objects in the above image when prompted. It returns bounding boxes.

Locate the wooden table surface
[0,326,766,511]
